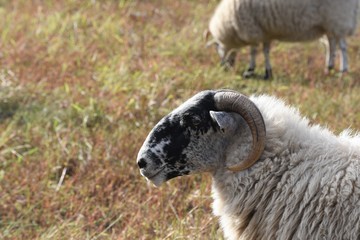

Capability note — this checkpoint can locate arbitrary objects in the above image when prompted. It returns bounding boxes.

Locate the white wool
[212,95,360,239]
[209,0,358,46]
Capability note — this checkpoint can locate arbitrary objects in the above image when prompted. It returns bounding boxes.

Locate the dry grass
[0,0,359,239]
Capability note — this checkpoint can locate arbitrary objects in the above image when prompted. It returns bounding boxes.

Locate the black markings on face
[148,151,162,166]
[148,117,173,147]
[166,171,181,181]
[146,91,221,181]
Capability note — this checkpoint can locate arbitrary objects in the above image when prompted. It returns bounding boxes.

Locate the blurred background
[0,0,359,239]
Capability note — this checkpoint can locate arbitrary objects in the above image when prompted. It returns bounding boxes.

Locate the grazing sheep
[137,89,360,240]
[207,0,359,79]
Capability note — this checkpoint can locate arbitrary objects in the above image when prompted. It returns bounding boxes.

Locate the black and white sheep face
[137,91,229,186]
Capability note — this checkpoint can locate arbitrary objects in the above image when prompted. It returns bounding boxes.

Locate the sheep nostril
[137,158,147,169]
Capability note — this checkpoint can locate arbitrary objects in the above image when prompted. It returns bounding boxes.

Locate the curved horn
[203,29,218,48]
[213,90,266,172]
[203,29,211,41]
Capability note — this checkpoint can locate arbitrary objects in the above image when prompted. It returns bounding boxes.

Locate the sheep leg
[263,42,272,80]
[339,38,348,73]
[325,37,336,73]
[243,46,257,78]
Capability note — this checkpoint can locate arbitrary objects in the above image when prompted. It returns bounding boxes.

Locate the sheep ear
[210,111,236,133]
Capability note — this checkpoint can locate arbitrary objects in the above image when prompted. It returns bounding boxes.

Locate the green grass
[0,0,359,239]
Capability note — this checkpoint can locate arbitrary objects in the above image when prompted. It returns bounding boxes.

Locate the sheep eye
[181,113,202,127]
[192,116,201,126]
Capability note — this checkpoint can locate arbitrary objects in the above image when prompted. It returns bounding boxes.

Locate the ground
[0,0,359,239]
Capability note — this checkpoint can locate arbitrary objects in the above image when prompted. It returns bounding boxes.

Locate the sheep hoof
[243,68,255,78]
[263,69,272,80]
[324,66,335,75]
[338,69,348,79]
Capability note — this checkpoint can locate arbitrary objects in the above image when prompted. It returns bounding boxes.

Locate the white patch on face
[150,138,171,159]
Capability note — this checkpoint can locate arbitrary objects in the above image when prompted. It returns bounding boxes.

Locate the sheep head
[206,37,237,70]
[137,90,266,186]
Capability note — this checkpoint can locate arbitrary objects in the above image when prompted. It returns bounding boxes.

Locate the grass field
[0,0,359,239]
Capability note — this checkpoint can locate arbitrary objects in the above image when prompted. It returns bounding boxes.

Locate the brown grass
[0,0,359,239]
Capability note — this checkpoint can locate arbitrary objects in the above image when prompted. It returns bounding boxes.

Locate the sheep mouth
[142,165,166,180]
[145,166,168,187]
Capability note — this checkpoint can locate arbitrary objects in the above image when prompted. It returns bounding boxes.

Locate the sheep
[206,0,359,79]
[137,89,360,240]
